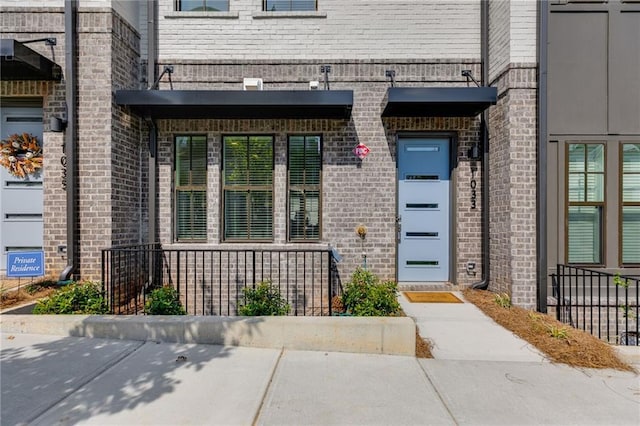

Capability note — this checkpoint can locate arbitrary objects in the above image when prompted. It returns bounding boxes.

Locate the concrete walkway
[399,291,547,362]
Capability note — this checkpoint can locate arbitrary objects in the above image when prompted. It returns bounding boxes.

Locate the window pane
[265,0,316,11]
[622,206,640,264]
[176,190,206,240]
[567,206,602,264]
[568,174,584,202]
[586,144,604,172]
[623,144,640,172]
[178,0,229,11]
[623,174,640,202]
[586,173,604,202]
[224,190,248,239]
[289,136,305,185]
[191,136,207,186]
[304,136,321,185]
[568,144,585,172]
[249,136,273,185]
[250,191,273,239]
[175,137,190,186]
[224,136,248,185]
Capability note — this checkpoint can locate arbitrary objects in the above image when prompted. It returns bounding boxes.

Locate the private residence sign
[6,251,45,277]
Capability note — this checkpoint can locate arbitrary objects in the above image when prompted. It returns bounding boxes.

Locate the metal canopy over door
[397,138,451,281]
[0,106,44,272]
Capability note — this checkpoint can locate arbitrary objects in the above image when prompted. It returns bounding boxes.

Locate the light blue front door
[397,138,451,281]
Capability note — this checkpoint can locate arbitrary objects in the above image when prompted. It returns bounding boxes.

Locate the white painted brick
[156,0,481,60]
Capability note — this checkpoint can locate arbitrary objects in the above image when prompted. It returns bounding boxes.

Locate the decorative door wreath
[0,133,43,178]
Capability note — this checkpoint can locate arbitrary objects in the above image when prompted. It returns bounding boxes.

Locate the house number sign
[470,168,477,210]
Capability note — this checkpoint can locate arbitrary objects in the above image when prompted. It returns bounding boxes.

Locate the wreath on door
[0,133,43,178]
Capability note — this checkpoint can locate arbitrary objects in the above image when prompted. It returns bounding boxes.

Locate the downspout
[536,0,549,312]
[58,0,78,283]
[147,0,157,246]
[472,0,491,290]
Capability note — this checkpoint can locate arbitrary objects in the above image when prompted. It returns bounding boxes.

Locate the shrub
[341,268,400,316]
[239,281,290,316]
[33,282,108,314]
[144,286,186,315]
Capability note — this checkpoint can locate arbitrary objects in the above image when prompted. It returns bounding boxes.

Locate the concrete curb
[0,315,416,356]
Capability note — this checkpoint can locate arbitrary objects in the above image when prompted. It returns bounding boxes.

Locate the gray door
[0,107,44,272]
[397,138,451,282]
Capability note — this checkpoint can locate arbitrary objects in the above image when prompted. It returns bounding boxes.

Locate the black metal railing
[552,264,639,345]
[102,244,341,316]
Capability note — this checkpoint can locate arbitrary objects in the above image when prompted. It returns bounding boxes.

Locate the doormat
[403,292,463,303]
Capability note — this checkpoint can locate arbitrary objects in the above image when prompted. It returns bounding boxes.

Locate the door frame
[395,132,458,283]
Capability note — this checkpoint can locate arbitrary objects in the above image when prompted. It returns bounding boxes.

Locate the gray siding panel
[609,12,640,135]
[548,12,608,135]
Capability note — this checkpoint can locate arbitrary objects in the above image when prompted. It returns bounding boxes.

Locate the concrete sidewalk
[2,332,639,425]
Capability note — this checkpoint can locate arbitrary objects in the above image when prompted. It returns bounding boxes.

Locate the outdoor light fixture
[243,78,263,90]
[462,70,481,87]
[385,69,396,87]
[468,143,481,160]
[149,65,174,90]
[50,116,67,132]
[320,65,331,90]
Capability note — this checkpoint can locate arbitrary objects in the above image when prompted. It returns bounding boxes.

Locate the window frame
[619,142,640,266]
[287,134,322,242]
[262,0,318,12]
[174,134,208,242]
[564,142,606,266]
[221,134,275,242]
[176,0,229,12]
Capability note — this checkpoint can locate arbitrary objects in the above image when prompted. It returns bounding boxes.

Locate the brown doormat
[403,292,463,303]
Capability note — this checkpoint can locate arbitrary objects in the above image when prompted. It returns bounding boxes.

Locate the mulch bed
[462,288,634,372]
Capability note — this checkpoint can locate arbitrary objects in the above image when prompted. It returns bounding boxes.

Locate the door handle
[396,215,402,244]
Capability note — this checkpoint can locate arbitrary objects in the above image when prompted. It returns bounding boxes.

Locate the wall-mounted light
[385,69,396,87]
[243,78,263,91]
[50,116,67,132]
[468,143,481,160]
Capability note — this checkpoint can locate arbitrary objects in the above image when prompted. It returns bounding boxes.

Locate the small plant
[341,267,400,316]
[145,286,186,315]
[547,325,569,340]
[613,273,630,289]
[239,281,290,316]
[33,282,108,314]
[494,292,511,308]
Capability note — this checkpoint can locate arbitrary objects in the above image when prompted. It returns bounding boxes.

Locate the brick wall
[156,0,480,61]
[153,60,484,285]
[488,64,538,308]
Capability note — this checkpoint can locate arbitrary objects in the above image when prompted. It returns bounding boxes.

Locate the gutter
[147,0,157,245]
[58,0,78,284]
[536,0,549,312]
[472,0,491,290]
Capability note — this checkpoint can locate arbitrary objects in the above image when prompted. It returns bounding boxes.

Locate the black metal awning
[115,89,354,120]
[1,39,62,81]
[381,87,497,117]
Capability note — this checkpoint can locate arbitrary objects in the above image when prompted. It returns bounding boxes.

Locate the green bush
[239,281,290,316]
[144,286,186,315]
[33,282,108,314]
[341,268,400,316]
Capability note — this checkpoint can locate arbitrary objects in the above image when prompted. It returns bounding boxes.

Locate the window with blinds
[288,135,321,241]
[223,136,273,241]
[175,135,207,241]
[567,143,605,264]
[621,143,640,265]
